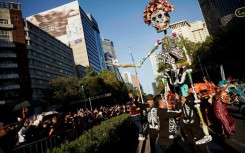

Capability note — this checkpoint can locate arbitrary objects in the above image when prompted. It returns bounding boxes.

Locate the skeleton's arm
[138,40,162,67]
[108,40,162,68]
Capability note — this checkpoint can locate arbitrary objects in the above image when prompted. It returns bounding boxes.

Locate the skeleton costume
[153,94,182,153]
[179,84,208,153]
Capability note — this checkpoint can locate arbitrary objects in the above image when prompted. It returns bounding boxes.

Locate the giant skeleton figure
[109,0,212,144]
[143,0,212,144]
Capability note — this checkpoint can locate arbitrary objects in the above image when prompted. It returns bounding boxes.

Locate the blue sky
[13,0,204,94]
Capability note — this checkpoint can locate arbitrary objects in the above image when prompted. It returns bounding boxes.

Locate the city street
[206,105,245,153]
[136,105,245,153]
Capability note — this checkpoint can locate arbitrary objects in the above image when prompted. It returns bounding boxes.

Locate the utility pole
[81,85,87,108]
[129,47,144,103]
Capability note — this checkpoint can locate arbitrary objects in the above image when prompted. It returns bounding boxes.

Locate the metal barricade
[9,128,79,153]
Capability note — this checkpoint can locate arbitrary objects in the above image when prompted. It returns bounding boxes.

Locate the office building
[152,82,157,95]
[101,38,121,80]
[0,1,77,103]
[197,0,245,36]
[170,20,210,43]
[121,71,133,87]
[24,20,77,100]
[26,1,105,73]
[132,75,139,89]
[0,2,29,103]
[150,53,162,79]
[87,13,106,71]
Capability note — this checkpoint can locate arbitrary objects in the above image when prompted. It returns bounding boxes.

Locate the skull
[150,10,170,33]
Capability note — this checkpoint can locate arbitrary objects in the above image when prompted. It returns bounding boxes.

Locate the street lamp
[129,47,144,103]
[81,85,87,108]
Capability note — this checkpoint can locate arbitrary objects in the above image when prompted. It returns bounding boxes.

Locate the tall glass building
[26,1,105,73]
[101,38,121,80]
[198,0,245,36]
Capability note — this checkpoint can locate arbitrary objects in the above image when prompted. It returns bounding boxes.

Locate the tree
[49,76,80,104]
[85,66,97,77]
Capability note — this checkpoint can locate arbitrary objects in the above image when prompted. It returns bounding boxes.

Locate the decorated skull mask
[144,0,174,33]
[151,10,170,33]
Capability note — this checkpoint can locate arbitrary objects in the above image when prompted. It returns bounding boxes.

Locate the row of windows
[28,52,75,74]
[28,39,73,64]
[26,22,71,51]
[0,19,8,24]
[0,70,18,75]
[171,22,188,29]
[0,49,15,54]
[29,61,74,79]
[31,78,48,86]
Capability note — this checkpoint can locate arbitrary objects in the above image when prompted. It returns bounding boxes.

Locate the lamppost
[129,47,144,103]
[81,85,87,108]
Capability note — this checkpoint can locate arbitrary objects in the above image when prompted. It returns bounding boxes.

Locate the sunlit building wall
[26,1,103,73]
[0,2,29,102]
[150,53,162,79]
[121,71,133,87]
[101,38,121,80]
[170,20,210,43]
[24,20,77,100]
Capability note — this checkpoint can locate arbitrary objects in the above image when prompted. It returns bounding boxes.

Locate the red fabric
[213,99,235,135]
[129,105,140,116]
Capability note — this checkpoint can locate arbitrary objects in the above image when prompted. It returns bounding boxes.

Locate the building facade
[198,0,245,36]
[26,1,104,73]
[149,53,162,79]
[0,2,29,103]
[170,20,210,43]
[132,75,139,89]
[121,71,133,87]
[87,13,106,71]
[24,20,77,100]
[101,38,121,80]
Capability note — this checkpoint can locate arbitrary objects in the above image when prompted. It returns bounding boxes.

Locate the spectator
[16,118,30,147]
[0,108,29,152]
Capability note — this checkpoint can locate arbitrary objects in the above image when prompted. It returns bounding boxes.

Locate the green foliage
[47,114,130,153]
[85,66,97,77]
[49,67,131,105]
[82,76,108,97]
[155,75,165,94]
[49,76,80,103]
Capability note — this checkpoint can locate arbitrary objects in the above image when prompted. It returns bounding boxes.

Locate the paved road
[136,105,245,153]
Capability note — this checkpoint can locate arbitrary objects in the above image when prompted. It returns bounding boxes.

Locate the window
[0,19,8,24]
[0,30,9,39]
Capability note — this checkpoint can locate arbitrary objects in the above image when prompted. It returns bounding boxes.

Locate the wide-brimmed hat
[145,94,154,100]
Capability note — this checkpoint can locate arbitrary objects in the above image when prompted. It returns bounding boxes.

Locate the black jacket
[157,108,182,146]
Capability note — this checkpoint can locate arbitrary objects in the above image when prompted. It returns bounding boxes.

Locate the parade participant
[129,100,145,141]
[143,94,159,153]
[213,82,236,138]
[179,84,209,153]
[154,94,182,153]
[128,89,135,102]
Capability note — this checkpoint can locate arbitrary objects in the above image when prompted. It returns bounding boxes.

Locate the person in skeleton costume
[143,94,159,153]
[179,84,209,153]
[154,94,182,153]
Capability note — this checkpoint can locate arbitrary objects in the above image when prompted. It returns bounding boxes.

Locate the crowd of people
[0,105,130,152]
[1,76,244,153]
[129,76,245,153]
